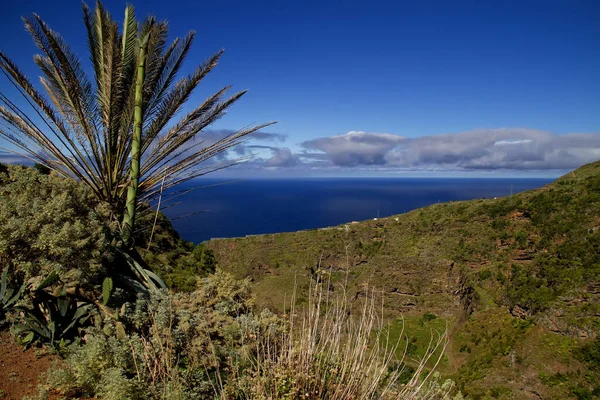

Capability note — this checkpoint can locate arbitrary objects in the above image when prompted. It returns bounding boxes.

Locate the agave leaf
[117,249,163,291]
[4,291,20,308]
[5,282,28,308]
[35,270,60,292]
[62,304,92,335]
[143,268,167,290]
[3,288,13,303]
[1,268,25,329]
[57,296,69,317]
[115,273,150,296]
[49,320,56,339]
[31,319,51,338]
[22,316,51,338]
[22,331,35,344]
[12,324,30,335]
[102,277,113,305]
[0,267,7,300]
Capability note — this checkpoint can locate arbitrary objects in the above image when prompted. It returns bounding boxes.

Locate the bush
[0,165,219,295]
[43,332,145,399]
[507,264,555,313]
[483,197,522,218]
[149,244,217,291]
[0,166,115,288]
[576,337,600,369]
[39,271,453,399]
[42,270,281,399]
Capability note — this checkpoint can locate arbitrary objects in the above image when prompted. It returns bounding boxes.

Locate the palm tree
[0,1,275,245]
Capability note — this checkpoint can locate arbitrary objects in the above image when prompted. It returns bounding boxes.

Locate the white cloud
[494,139,533,146]
[302,131,407,166]
[299,128,600,171]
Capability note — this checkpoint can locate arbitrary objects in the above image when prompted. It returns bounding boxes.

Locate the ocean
[162,178,553,244]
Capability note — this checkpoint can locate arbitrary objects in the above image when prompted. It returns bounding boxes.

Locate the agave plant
[13,293,94,350]
[0,267,27,329]
[13,271,94,350]
[0,1,275,244]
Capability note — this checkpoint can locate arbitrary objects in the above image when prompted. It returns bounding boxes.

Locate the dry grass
[218,273,452,399]
[123,271,453,399]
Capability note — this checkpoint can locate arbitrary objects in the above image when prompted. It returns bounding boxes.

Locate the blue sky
[1,0,599,177]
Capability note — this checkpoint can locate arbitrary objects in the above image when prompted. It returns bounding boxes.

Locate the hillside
[0,164,456,399]
[207,161,600,399]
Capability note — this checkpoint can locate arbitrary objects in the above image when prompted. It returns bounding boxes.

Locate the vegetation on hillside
[0,3,454,398]
[207,161,600,399]
[0,1,596,399]
[0,166,454,399]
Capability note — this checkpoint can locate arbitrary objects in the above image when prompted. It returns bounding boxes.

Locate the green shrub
[539,371,569,387]
[355,239,384,258]
[96,368,140,400]
[507,264,555,313]
[483,197,521,218]
[489,385,511,398]
[43,270,283,399]
[514,230,528,249]
[420,312,438,326]
[571,385,594,400]
[576,337,600,369]
[0,166,115,287]
[33,163,51,175]
[491,219,509,231]
[478,270,493,281]
[496,270,506,285]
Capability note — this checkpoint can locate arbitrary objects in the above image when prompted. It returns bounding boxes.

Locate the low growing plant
[39,271,455,399]
[12,272,94,350]
[0,266,26,329]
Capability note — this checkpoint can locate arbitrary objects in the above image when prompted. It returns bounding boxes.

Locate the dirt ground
[0,331,62,400]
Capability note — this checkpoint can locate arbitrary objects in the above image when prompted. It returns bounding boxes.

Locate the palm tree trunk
[121,34,149,246]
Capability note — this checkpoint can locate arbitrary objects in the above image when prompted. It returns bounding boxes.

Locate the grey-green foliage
[56,332,144,399]
[47,270,283,399]
[13,282,94,349]
[102,277,113,305]
[97,368,139,400]
[13,301,93,350]
[0,166,115,287]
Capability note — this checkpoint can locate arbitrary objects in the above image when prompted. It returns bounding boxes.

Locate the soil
[0,331,62,400]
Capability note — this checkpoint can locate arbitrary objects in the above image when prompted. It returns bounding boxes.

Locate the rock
[511,305,529,319]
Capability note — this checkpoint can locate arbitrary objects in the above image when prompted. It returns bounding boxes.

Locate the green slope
[207,161,600,399]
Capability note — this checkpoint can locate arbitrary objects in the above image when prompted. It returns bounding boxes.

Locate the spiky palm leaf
[0,1,275,215]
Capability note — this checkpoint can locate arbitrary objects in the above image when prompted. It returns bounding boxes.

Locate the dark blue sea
[162,178,553,243]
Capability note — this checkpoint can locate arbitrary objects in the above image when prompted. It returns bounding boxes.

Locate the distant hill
[207,161,600,399]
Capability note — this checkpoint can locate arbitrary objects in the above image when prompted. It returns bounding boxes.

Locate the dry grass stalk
[230,274,450,399]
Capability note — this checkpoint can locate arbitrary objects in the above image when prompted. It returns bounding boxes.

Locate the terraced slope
[207,161,600,399]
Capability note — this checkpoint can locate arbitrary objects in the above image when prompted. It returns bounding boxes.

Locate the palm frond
[0,1,276,227]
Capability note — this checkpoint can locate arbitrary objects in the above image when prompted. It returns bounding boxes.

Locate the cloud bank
[303,131,406,166]
[295,128,600,172]
[2,128,599,175]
